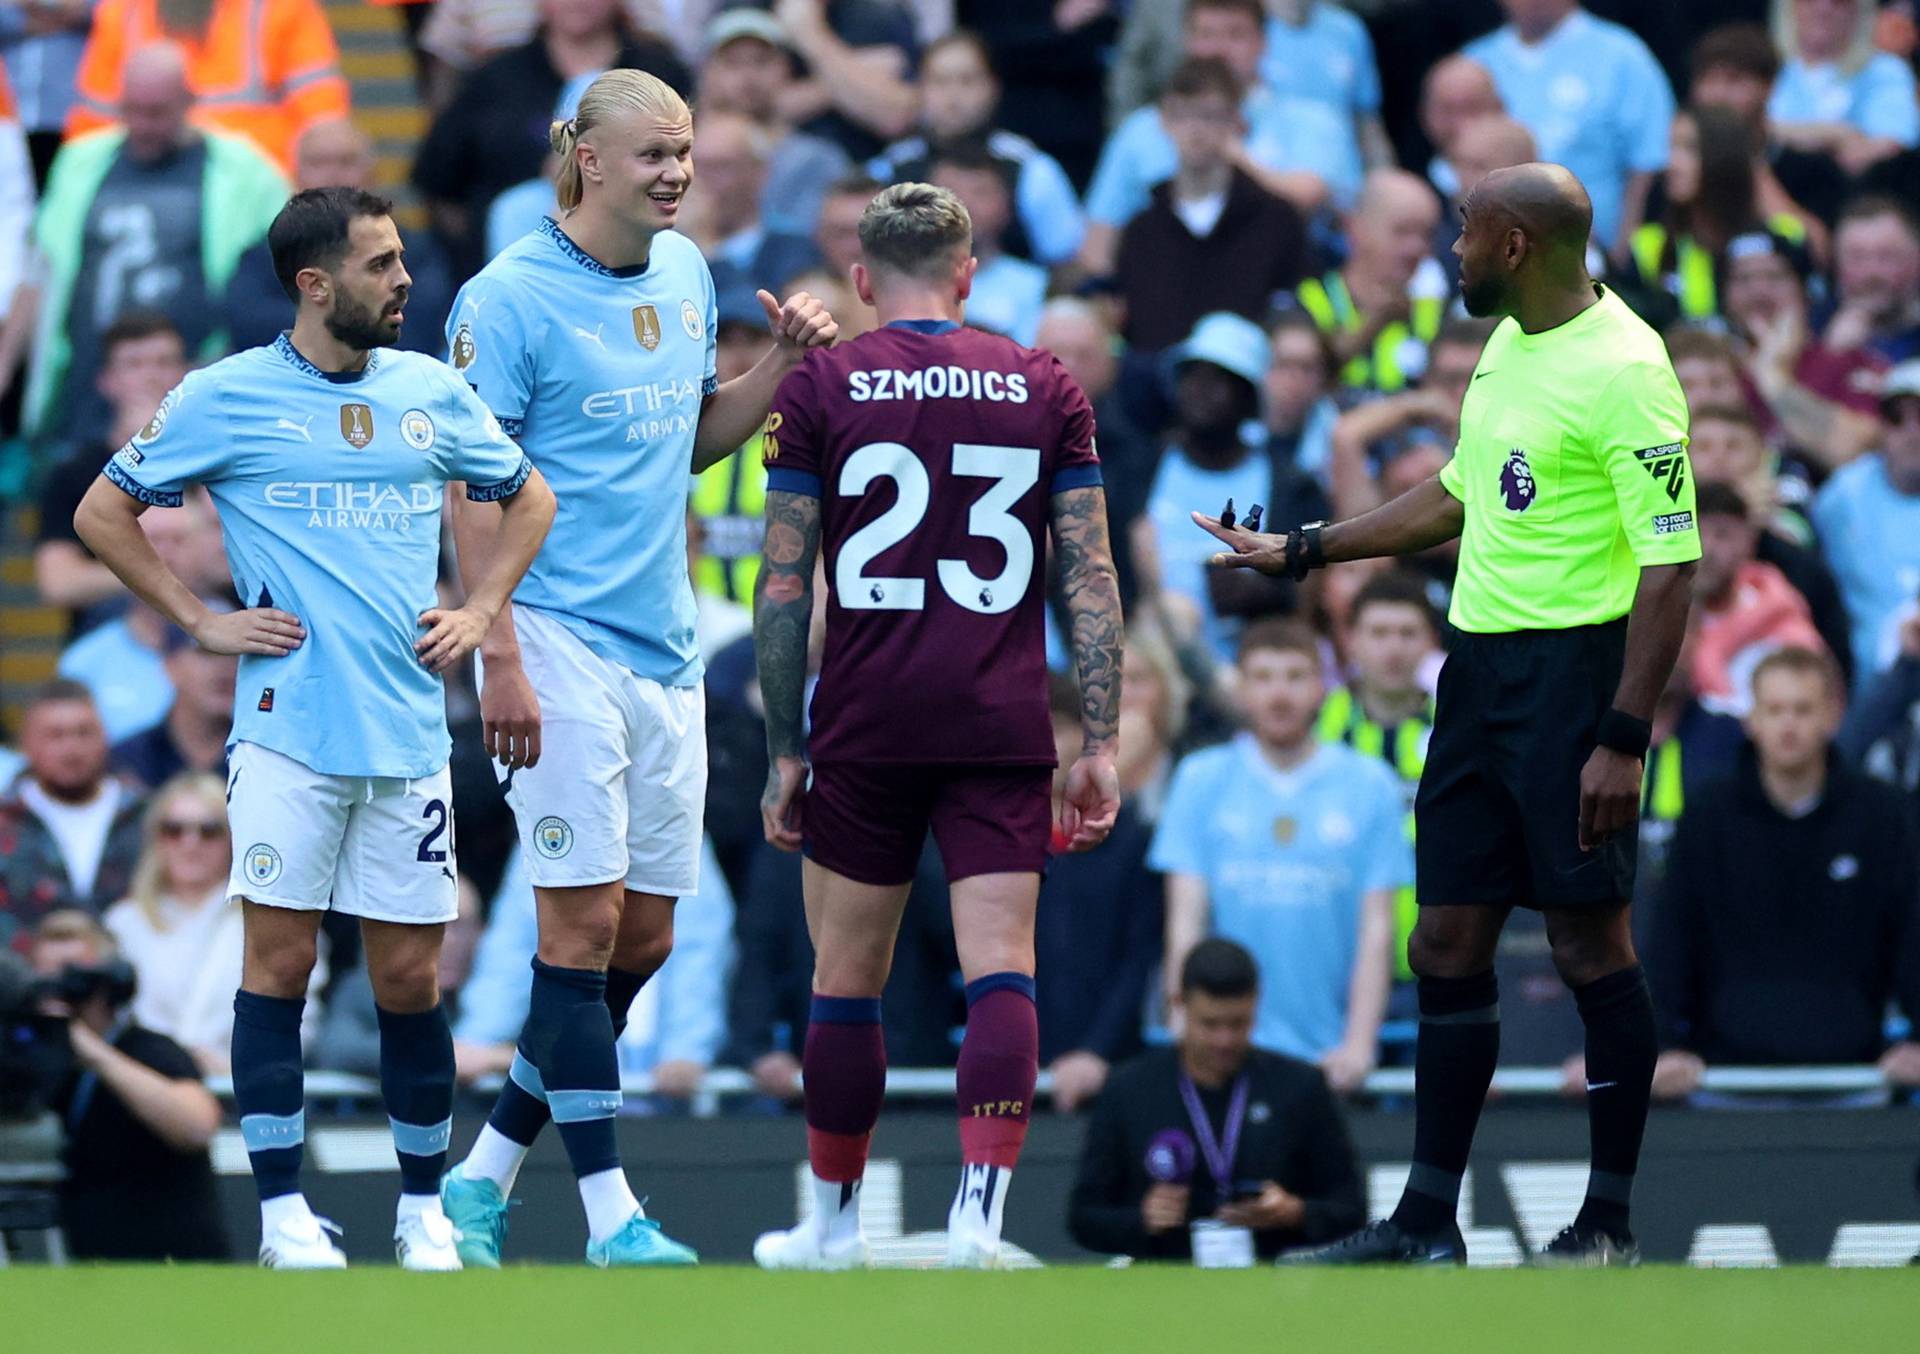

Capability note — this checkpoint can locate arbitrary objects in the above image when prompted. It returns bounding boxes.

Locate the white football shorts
[485,604,706,896]
[226,741,460,924]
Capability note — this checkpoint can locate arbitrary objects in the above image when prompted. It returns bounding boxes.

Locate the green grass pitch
[3,1267,1913,1354]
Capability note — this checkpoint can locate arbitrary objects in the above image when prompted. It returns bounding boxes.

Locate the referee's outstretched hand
[1578,747,1642,851]
[1191,511,1293,576]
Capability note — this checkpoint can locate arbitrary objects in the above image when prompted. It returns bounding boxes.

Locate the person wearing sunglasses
[104,771,323,1074]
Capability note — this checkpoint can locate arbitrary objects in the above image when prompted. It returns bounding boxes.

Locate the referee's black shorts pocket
[1414,643,1527,906]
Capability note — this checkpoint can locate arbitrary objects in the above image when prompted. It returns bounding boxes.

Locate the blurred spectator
[931,139,1045,344]
[1258,0,1390,174]
[13,43,286,448]
[1690,402,1854,676]
[1260,310,1339,486]
[960,0,1114,192]
[1112,57,1307,356]
[1647,647,1920,1097]
[1433,113,1536,294]
[1106,0,1183,124]
[482,69,597,263]
[812,171,878,281]
[1813,359,1920,679]
[1462,0,1674,257]
[1767,0,1918,177]
[59,493,229,743]
[688,507,752,658]
[1690,23,1850,233]
[1719,229,1886,473]
[1142,314,1328,662]
[1635,619,1747,894]
[1037,674,1162,1114]
[226,118,453,355]
[1823,195,1920,366]
[30,910,226,1260]
[0,65,32,378]
[686,109,822,296]
[0,681,146,945]
[1691,481,1828,715]
[412,0,691,281]
[1840,610,1920,795]
[34,311,186,631]
[1419,55,1503,202]
[869,29,1084,267]
[1666,325,1752,414]
[0,0,95,186]
[1067,937,1366,1262]
[110,625,235,788]
[1289,168,1444,394]
[1082,0,1357,275]
[770,0,920,162]
[419,0,670,104]
[66,0,350,173]
[1154,620,1404,1091]
[454,842,733,1099]
[696,9,850,237]
[1628,104,1814,324]
[1325,317,1491,521]
[100,773,245,1071]
[691,288,778,608]
[1033,299,1155,592]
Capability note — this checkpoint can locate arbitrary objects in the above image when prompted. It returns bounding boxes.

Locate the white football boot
[395,1206,464,1272]
[259,1213,348,1269]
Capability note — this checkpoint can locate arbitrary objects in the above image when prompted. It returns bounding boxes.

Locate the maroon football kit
[763,319,1102,885]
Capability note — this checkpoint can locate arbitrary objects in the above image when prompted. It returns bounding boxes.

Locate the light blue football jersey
[104,335,532,778]
[448,217,719,686]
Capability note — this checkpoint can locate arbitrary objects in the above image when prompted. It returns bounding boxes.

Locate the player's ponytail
[551,69,692,213]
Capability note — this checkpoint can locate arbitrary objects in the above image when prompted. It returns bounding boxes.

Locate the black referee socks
[1571,964,1657,1237]
[1391,970,1500,1238]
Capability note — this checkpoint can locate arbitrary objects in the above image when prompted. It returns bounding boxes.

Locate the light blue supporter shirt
[1145,444,1273,662]
[1084,88,1361,228]
[1769,54,1920,148]
[449,217,718,687]
[1463,8,1674,246]
[103,336,532,778]
[1811,453,1920,680]
[1151,736,1410,1062]
[1260,4,1382,118]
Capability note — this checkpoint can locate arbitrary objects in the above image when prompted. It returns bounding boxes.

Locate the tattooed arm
[1050,484,1125,852]
[753,487,823,851]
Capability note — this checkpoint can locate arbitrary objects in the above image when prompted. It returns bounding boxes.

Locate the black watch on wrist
[1287,520,1329,580]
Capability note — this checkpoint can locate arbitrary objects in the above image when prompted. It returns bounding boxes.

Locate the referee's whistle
[1219,498,1236,529]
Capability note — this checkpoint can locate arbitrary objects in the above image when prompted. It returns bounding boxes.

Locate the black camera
[0,953,137,1122]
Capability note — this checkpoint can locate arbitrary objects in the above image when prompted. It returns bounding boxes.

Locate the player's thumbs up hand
[761,288,839,356]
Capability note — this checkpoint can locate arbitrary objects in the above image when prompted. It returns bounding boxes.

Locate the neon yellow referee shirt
[1438,285,1700,634]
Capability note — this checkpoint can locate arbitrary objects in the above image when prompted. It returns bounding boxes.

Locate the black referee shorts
[1415,618,1635,910]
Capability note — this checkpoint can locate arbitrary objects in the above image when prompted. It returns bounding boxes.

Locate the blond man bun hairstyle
[551,68,692,212]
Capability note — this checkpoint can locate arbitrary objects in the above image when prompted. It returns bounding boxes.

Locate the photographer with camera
[1067,940,1365,1265]
[18,911,226,1260]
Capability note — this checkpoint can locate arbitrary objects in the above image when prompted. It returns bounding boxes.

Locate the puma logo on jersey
[574,323,608,350]
[1636,443,1688,502]
[276,414,314,442]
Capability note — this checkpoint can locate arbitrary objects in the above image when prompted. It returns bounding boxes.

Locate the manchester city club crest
[681,298,704,341]
[245,843,283,888]
[1500,447,1537,512]
[340,403,374,448]
[534,816,574,859]
[633,304,662,352]
[451,321,477,371]
[400,408,436,450]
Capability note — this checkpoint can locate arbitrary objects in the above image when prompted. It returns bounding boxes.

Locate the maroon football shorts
[803,762,1055,886]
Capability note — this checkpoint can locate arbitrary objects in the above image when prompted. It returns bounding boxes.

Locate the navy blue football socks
[377,1002,456,1197]
[232,989,307,1203]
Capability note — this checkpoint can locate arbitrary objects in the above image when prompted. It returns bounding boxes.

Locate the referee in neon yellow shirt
[1197,164,1699,1267]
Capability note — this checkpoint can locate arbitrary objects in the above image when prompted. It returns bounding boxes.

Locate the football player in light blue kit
[74,187,556,1271]
[441,69,836,1267]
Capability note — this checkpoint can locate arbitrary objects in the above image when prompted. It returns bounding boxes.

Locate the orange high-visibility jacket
[65,0,350,172]
[0,63,16,121]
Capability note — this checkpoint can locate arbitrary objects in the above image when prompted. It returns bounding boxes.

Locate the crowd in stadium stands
[4,0,1920,1125]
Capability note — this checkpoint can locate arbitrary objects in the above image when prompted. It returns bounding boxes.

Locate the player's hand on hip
[478,657,542,769]
[1059,753,1120,851]
[1190,511,1295,576]
[414,605,490,675]
[759,288,838,354]
[192,607,305,657]
[1577,746,1642,851]
[762,755,807,851]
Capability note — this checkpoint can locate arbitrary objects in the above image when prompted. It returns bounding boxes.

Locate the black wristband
[1595,708,1652,758]
[1301,521,1327,571]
